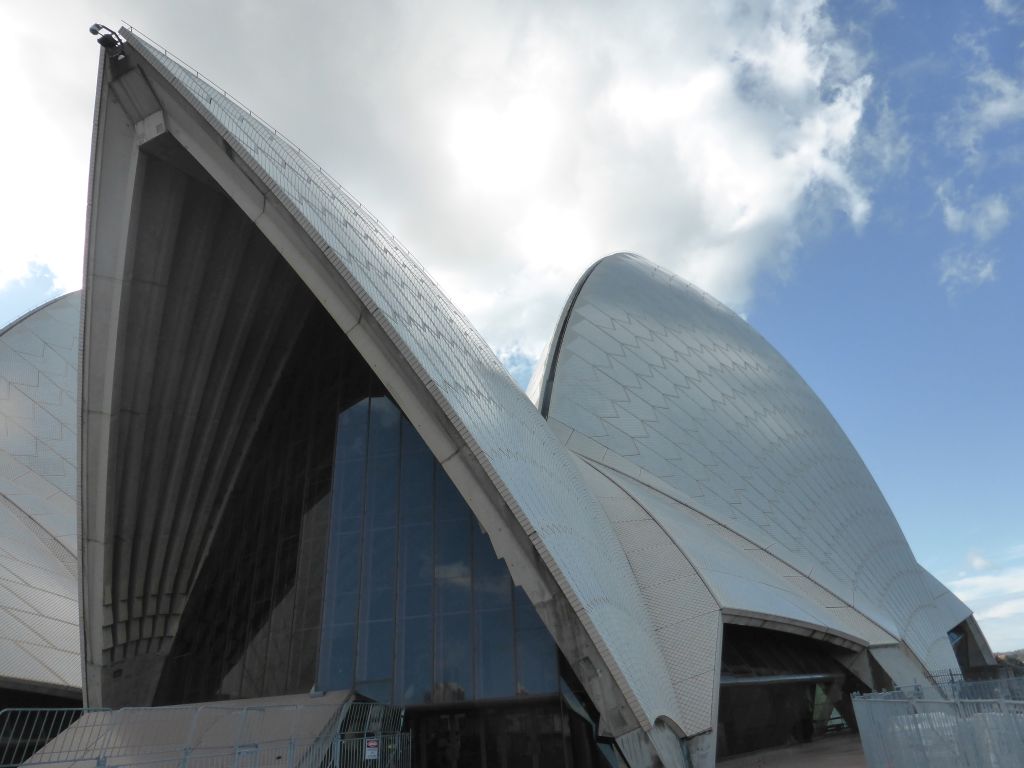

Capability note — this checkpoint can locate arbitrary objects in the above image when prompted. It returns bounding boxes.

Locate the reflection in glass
[476,609,515,699]
[435,612,472,703]
[397,615,433,704]
[515,588,558,695]
[319,398,560,706]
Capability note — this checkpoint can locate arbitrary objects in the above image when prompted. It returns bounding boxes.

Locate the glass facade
[318,397,559,706]
[150,277,614,765]
[152,281,562,707]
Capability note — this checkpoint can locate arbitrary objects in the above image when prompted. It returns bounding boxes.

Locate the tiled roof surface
[541,254,969,677]
[0,292,81,691]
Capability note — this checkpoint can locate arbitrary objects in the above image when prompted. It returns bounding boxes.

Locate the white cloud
[978,597,1024,621]
[1,0,876,372]
[939,251,997,292]
[984,0,1022,20]
[974,196,1012,240]
[971,67,1024,133]
[968,550,991,571]
[858,96,911,176]
[0,6,92,294]
[949,566,1024,604]
[935,182,1011,241]
[954,64,1024,154]
[948,553,1024,651]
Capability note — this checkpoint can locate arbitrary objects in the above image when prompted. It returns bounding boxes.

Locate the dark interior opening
[716,624,868,759]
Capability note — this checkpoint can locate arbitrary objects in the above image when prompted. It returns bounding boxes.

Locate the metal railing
[332,703,409,768]
[853,678,1024,767]
[0,698,402,768]
[0,708,103,766]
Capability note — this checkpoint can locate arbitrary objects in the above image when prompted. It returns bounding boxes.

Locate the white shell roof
[122,34,685,736]
[538,254,971,676]
[0,292,81,693]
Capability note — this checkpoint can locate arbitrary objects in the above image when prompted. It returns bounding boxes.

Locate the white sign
[364,738,379,760]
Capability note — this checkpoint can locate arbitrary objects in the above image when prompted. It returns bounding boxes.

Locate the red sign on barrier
[364,737,380,760]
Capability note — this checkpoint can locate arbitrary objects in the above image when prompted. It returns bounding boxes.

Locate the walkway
[719,733,867,767]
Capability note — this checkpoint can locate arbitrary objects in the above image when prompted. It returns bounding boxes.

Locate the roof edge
[0,291,80,340]
[536,253,643,417]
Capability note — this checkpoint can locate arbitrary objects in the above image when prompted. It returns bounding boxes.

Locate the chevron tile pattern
[541,254,969,681]
[0,292,81,692]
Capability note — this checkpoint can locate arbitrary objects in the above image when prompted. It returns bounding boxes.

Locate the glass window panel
[321,623,355,691]
[400,522,433,619]
[365,589,395,623]
[435,470,470,522]
[516,628,558,695]
[333,407,367,522]
[327,589,359,628]
[357,679,393,703]
[397,615,433,705]
[357,619,394,684]
[476,608,515,700]
[401,416,432,456]
[435,611,472,703]
[328,532,361,596]
[400,523,433,585]
[367,397,400,457]
[361,527,397,610]
[436,518,471,614]
[473,522,512,612]
[332,482,365,531]
[514,587,544,629]
[365,450,398,529]
[515,594,558,695]
[402,584,432,619]
[437,576,471,616]
[436,518,470,570]
[399,444,434,525]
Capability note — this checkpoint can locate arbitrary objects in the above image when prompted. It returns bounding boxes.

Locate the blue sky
[751,1,1024,651]
[1,1,1021,651]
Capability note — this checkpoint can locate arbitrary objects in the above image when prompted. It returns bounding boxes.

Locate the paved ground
[718,733,867,767]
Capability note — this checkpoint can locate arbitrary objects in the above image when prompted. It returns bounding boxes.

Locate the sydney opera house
[0,26,997,768]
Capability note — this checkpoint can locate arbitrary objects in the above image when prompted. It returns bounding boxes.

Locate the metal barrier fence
[0,699,409,768]
[334,703,409,768]
[853,678,1024,768]
[0,708,102,767]
[333,733,409,768]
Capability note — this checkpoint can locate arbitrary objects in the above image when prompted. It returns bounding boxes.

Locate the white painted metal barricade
[853,678,1024,768]
[0,698,352,768]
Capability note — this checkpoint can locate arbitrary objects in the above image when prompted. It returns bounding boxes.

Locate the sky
[0,1,1021,651]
